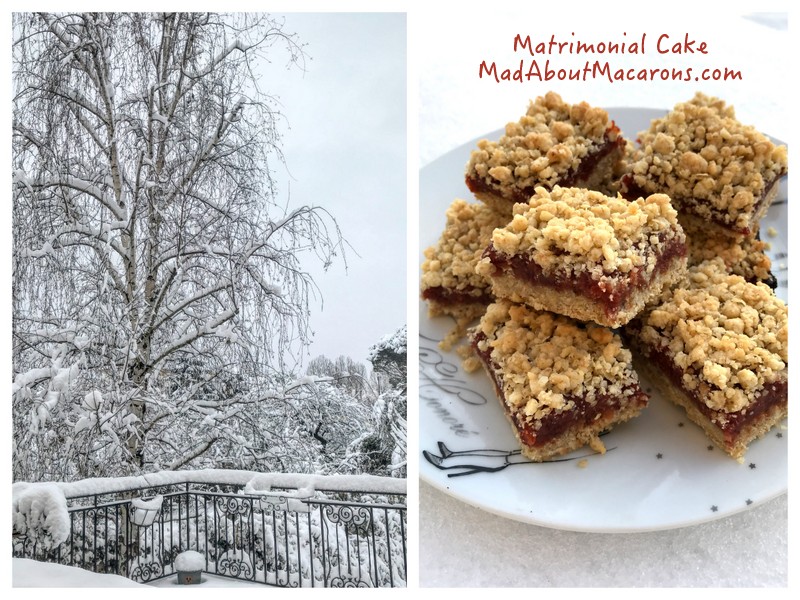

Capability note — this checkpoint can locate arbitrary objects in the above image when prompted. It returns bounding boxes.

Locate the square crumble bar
[625,259,788,460]
[621,92,788,238]
[465,92,627,215]
[476,186,688,328]
[421,198,509,322]
[470,300,649,462]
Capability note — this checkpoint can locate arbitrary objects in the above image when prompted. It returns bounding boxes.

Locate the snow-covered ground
[13,558,269,588]
[13,558,142,587]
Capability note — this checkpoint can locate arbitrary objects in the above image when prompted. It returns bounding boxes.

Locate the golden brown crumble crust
[472,301,641,422]
[680,215,774,284]
[478,186,685,280]
[465,92,620,197]
[627,92,787,231]
[633,258,787,413]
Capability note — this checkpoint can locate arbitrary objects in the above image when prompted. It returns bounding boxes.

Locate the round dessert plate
[418,107,788,532]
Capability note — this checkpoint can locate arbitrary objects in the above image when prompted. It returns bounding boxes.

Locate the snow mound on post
[12,483,71,549]
[174,550,205,572]
[242,472,404,496]
[244,473,314,499]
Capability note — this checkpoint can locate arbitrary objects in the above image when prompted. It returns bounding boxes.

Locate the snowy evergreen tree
[350,326,407,478]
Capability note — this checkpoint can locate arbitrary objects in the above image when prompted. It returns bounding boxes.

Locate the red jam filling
[421,286,493,307]
[483,234,686,318]
[640,339,787,442]
[473,332,648,448]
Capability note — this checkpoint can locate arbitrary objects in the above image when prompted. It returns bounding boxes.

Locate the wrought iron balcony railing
[13,472,407,588]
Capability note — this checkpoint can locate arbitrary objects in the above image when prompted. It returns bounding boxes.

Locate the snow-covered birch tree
[12,13,346,481]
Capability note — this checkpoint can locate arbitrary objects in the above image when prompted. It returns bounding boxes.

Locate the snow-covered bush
[368,325,407,389]
[12,483,71,550]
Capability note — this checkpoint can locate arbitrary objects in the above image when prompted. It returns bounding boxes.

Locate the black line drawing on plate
[423,441,615,477]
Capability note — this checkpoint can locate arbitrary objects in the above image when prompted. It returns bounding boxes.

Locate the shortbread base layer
[632,351,787,461]
[424,298,488,323]
[486,256,687,329]
[509,395,646,462]
[421,286,492,322]
[423,296,490,351]
[476,353,647,462]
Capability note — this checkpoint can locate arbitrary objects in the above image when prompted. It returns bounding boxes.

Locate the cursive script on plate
[419,333,488,438]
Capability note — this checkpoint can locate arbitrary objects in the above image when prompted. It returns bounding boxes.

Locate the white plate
[419,108,788,533]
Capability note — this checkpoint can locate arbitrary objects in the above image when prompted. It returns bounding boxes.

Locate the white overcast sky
[258,13,406,366]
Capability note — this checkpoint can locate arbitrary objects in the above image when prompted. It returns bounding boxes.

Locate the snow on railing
[12,470,407,588]
[21,468,407,500]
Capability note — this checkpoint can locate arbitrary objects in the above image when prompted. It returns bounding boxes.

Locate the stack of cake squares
[619,93,788,461]
[421,91,788,462]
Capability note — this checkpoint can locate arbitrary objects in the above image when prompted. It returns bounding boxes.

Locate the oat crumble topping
[628,92,787,230]
[636,259,787,413]
[681,216,773,283]
[478,186,684,280]
[466,92,619,193]
[421,199,508,296]
[473,300,640,422]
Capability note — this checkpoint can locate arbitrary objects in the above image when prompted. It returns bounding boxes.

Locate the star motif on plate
[711,505,718,512]
[746,499,753,505]
[656,453,663,459]
[749,463,756,469]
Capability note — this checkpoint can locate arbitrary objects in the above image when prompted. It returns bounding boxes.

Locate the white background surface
[417,1,793,588]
